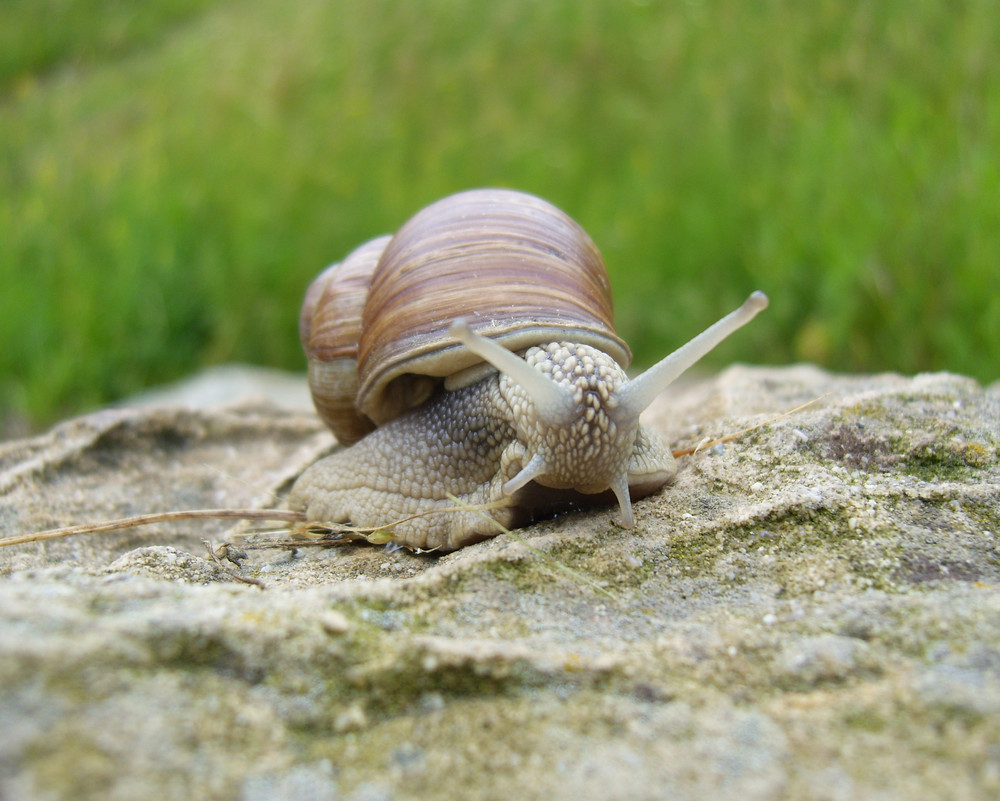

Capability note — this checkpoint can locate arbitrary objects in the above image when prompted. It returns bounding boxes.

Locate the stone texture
[1,366,998,800]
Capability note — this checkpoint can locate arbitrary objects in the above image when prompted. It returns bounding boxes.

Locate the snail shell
[300,189,630,443]
[291,189,769,550]
[299,234,390,445]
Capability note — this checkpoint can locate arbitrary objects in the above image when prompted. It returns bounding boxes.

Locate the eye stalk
[614,291,769,422]
[448,319,578,426]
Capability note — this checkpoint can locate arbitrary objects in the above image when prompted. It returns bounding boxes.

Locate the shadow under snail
[288,188,768,551]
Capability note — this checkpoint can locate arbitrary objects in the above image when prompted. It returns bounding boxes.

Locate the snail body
[288,189,768,551]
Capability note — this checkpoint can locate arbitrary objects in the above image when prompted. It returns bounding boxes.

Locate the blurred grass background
[2,0,998,434]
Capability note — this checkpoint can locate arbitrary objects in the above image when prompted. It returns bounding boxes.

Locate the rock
[121,363,314,412]
[773,633,873,684]
[1,366,998,800]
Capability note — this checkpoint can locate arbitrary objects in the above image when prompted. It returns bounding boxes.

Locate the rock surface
[1,365,998,801]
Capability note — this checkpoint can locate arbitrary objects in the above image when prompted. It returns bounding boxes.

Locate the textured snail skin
[287,342,676,551]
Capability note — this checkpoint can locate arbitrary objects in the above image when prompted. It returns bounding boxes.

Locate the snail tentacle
[609,472,636,528]
[502,452,548,495]
[449,319,578,426]
[614,291,769,421]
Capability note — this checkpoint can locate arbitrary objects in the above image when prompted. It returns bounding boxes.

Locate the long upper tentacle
[614,291,769,421]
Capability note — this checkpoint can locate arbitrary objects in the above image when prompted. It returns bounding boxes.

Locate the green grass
[2,0,998,431]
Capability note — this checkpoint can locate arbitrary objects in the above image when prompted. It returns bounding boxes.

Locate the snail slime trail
[290,189,768,551]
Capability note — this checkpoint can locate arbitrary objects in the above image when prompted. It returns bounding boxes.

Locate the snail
[288,189,768,551]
